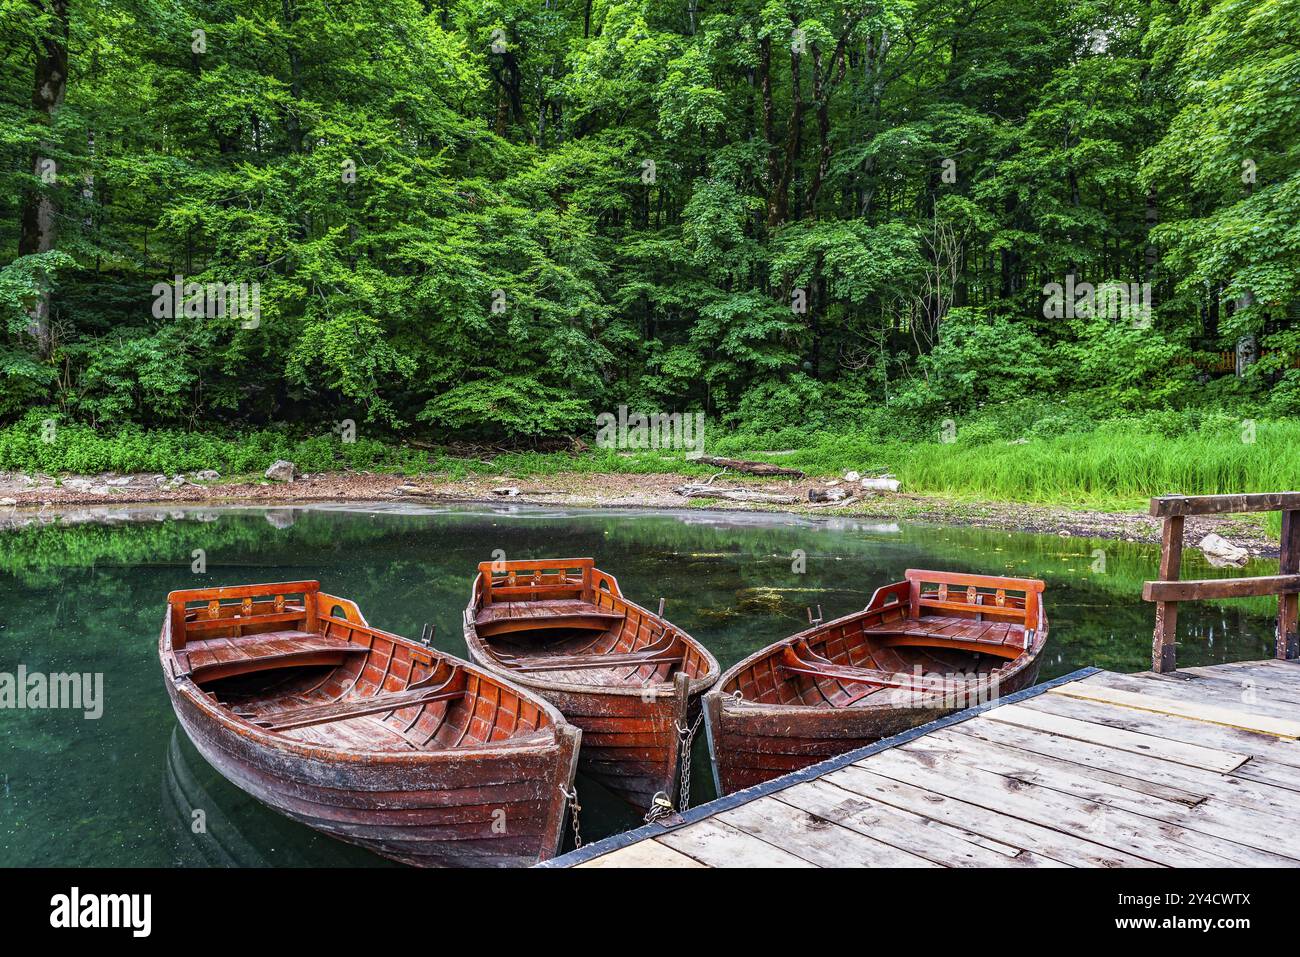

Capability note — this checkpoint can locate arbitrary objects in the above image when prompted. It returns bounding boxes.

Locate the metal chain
[643,791,675,825]
[675,713,705,812]
[560,785,582,849]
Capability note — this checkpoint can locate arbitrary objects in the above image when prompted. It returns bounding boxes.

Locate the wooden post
[1152,514,1184,673]
[1280,509,1300,660]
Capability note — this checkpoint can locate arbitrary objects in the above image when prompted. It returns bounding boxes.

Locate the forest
[2,0,1298,497]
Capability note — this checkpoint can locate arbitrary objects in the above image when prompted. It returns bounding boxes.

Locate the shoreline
[0,469,1281,557]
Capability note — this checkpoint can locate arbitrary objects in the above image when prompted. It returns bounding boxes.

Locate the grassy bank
[2,409,1295,532]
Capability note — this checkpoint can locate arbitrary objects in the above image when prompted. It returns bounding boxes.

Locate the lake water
[0,502,1279,866]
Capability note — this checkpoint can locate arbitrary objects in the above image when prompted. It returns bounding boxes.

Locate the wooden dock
[542,661,1300,868]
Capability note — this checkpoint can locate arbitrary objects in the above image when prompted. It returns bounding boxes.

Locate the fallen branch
[674,485,801,505]
[694,456,805,478]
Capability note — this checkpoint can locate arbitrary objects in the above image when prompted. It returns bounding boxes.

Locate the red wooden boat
[160,581,580,867]
[704,569,1047,795]
[463,558,719,812]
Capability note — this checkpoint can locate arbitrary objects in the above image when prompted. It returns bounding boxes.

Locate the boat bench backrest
[477,558,594,606]
[167,581,321,649]
[904,569,1044,629]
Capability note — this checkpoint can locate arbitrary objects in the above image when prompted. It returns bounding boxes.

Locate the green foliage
[0,0,1294,476]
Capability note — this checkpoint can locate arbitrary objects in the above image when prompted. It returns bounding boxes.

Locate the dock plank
[545,660,1300,869]
[856,747,1248,867]
[1053,678,1300,739]
[984,702,1248,772]
[578,840,705,868]
[901,730,1300,865]
[1022,693,1300,769]
[656,819,817,868]
[824,764,1152,867]
[716,795,940,868]
[1079,670,1300,724]
[775,779,1062,867]
[954,717,1299,818]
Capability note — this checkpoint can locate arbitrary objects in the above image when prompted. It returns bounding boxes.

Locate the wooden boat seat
[178,630,367,683]
[474,599,625,637]
[781,645,984,693]
[862,615,1029,659]
[252,684,466,732]
[495,630,679,673]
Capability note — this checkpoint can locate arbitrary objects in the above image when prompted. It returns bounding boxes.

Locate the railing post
[1152,514,1184,673]
[1280,509,1300,660]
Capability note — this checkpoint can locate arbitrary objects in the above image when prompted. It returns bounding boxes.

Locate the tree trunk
[18,0,69,358]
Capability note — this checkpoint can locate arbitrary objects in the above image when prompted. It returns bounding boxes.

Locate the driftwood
[675,485,801,505]
[809,487,849,503]
[808,497,858,509]
[694,456,805,478]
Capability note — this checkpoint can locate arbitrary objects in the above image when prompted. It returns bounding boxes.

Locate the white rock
[193,469,220,481]
[0,497,16,507]
[844,471,861,482]
[264,460,298,483]
[105,477,132,486]
[490,486,521,497]
[1199,533,1249,568]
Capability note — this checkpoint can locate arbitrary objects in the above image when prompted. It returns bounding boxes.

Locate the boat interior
[166,582,556,752]
[724,570,1046,708]
[470,558,714,688]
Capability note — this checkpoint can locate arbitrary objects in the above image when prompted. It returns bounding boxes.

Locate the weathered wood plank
[1024,692,1300,770]
[902,730,1300,864]
[954,717,1299,819]
[1231,757,1300,794]
[855,748,1254,867]
[578,840,706,868]
[824,765,1152,867]
[985,702,1249,772]
[716,795,939,868]
[1055,679,1300,739]
[1280,509,1300,659]
[656,819,817,868]
[776,779,1062,867]
[1166,666,1300,708]
[1150,492,1300,517]
[1085,670,1300,723]
[1152,514,1184,673]
[1143,574,1300,602]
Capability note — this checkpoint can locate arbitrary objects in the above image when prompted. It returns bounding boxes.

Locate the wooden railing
[1143,493,1300,672]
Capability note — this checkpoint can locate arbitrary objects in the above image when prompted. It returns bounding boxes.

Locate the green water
[0,503,1280,867]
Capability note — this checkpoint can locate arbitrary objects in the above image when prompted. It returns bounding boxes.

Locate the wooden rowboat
[463,558,720,812]
[704,569,1047,795]
[160,581,581,867]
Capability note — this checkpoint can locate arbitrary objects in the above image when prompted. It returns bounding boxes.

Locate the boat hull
[706,654,1041,795]
[525,681,694,811]
[168,679,580,868]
